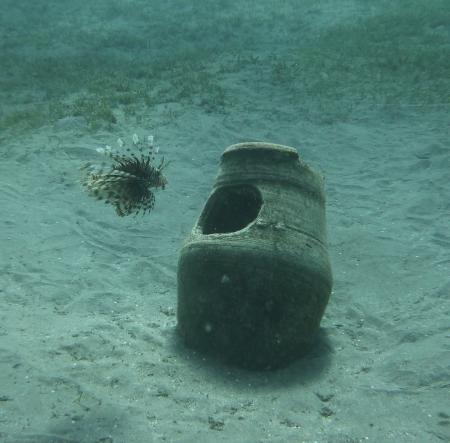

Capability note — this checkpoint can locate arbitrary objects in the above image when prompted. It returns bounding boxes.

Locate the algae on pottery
[177,142,332,369]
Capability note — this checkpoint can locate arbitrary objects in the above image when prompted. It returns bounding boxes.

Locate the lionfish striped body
[81,134,167,217]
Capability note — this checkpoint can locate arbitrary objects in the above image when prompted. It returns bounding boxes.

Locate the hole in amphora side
[199,185,262,234]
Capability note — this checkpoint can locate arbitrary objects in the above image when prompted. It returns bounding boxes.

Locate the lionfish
[81,134,168,217]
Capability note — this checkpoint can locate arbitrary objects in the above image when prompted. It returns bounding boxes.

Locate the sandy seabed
[1,103,449,443]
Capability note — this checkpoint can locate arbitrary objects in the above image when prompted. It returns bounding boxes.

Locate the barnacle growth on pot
[81,134,168,217]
